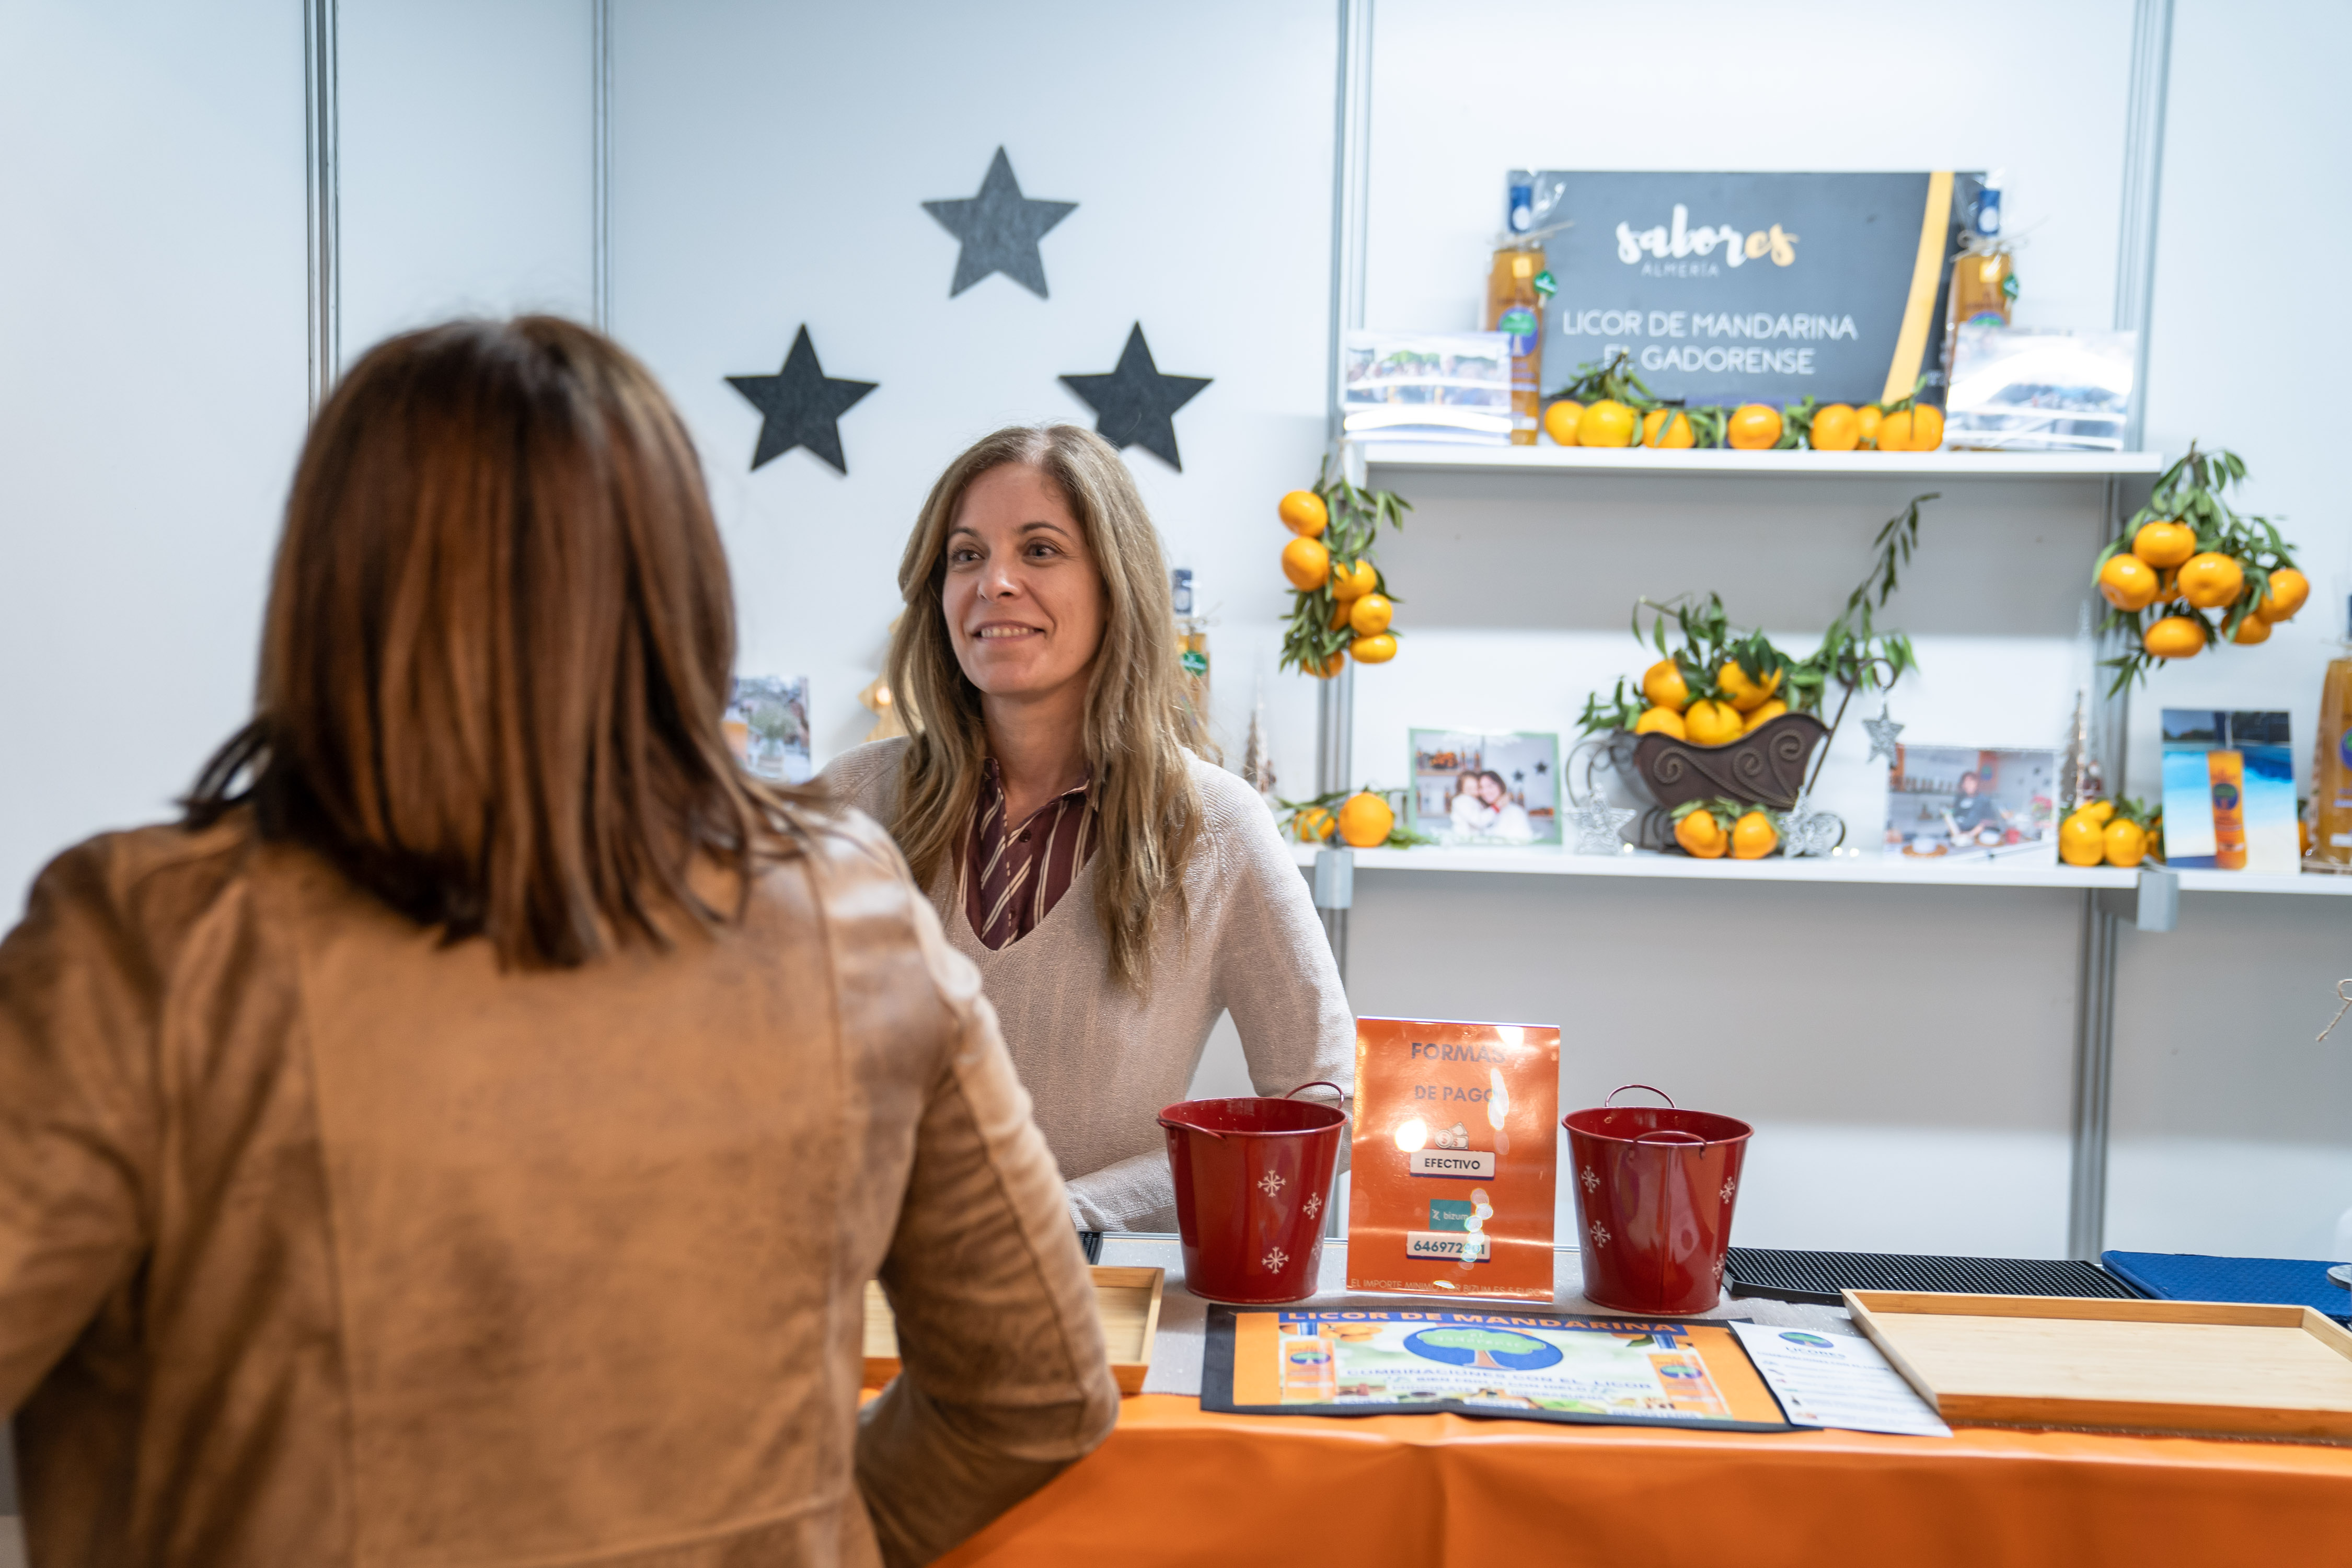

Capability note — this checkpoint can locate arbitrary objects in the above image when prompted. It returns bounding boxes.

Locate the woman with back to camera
[822,425,1353,1232]
[0,319,1115,1568]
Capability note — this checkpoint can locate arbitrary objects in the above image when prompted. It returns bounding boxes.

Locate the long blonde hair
[887,424,1203,991]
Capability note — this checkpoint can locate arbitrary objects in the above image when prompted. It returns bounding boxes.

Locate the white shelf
[1292,842,2352,896]
[1353,443,2167,479]
[2172,868,2352,896]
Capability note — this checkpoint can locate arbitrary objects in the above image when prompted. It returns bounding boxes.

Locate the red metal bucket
[1158,1082,1347,1304]
[1563,1085,1752,1315]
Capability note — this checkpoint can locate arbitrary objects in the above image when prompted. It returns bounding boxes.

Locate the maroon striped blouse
[963,758,1098,950]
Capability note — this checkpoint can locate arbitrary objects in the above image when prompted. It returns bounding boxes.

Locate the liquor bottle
[1485,182,1544,446]
[1945,171,2016,381]
[2312,597,2352,866]
[1170,567,1210,735]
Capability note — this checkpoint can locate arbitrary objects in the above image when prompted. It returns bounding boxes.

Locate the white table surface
[1097,1233,1855,1397]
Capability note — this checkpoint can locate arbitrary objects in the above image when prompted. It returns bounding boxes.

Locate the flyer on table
[1347,1017,1559,1300]
[1727,1320,1953,1438]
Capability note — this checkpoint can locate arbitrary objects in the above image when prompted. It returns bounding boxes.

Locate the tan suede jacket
[0,810,1117,1566]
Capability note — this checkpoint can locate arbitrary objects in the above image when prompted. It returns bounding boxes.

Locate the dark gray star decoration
[921,147,1076,298]
[1060,325,1211,471]
[725,326,876,475]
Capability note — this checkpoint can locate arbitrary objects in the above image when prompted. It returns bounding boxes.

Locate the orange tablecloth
[939,1394,2352,1567]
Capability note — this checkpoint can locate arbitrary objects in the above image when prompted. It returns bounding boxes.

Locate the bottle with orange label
[2207,747,2248,869]
[1484,182,1555,446]
[1170,567,1209,735]
[1947,171,2017,335]
[2312,596,2352,866]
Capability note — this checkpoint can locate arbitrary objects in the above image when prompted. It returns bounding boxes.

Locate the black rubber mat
[1725,1246,2145,1306]
[1079,1230,1104,1265]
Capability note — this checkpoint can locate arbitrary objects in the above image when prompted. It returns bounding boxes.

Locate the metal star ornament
[1060,324,1211,470]
[1862,707,1906,767]
[1569,796,1636,855]
[725,327,877,475]
[921,147,1076,298]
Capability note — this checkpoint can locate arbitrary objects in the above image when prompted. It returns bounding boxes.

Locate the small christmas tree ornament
[1239,687,1276,799]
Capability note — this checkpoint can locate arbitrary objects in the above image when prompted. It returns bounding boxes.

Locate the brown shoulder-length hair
[186,315,812,967]
[887,425,1204,992]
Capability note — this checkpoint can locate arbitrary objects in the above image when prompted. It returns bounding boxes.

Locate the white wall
[0,0,594,917]
[0,0,307,913]
[608,0,1337,792]
[339,0,595,353]
[2104,0,2352,1259]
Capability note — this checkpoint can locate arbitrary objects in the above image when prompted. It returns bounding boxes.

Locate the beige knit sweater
[821,740,1354,1231]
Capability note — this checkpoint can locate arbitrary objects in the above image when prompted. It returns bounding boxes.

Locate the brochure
[1203,1305,1792,1431]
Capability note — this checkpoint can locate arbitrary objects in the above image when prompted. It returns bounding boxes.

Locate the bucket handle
[1632,1129,1707,1147]
[1156,1081,1350,1143]
[1156,1112,1225,1142]
[1606,1083,1676,1109]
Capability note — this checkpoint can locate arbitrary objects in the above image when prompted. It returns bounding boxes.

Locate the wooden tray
[1846,1289,2352,1439]
[864,1265,1163,1394]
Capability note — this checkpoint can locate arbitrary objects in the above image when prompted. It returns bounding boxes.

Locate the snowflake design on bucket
[1255,1170,1286,1198]
[1263,1246,1289,1272]
[1713,1255,1725,1280]
[1720,1177,1737,1203]
[1304,1193,1322,1219]
[1588,1220,1611,1248]
[1580,1166,1599,1194]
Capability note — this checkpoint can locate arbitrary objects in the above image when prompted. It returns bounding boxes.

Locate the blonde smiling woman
[823,424,1352,1231]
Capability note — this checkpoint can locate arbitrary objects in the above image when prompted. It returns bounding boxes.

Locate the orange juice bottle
[2314,602,2352,866]
[2208,748,2248,870]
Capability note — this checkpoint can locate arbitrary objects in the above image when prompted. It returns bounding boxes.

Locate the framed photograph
[1408,729,1561,847]
[1882,745,2059,864]
[725,676,812,784]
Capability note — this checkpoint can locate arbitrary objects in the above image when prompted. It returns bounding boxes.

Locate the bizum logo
[1616,204,1799,268]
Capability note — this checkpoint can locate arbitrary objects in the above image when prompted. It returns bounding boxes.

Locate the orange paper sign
[1346,1017,1560,1301]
